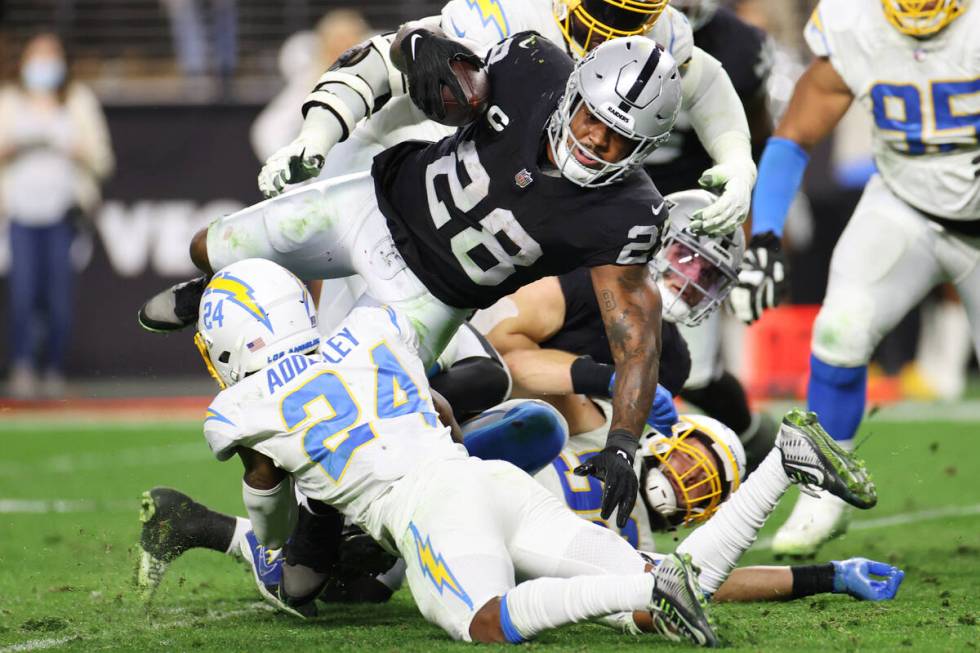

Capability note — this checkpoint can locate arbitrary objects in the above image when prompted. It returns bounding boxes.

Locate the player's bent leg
[772,408,879,557]
[136,487,249,600]
[461,399,569,475]
[389,464,519,641]
[947,236,980,363]
[778,177,943,556]
[345,204,469,368]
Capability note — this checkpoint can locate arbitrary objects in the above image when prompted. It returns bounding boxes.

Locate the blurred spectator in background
[250,9,371,161]
[0,33,114,399]
[161,0,238,79]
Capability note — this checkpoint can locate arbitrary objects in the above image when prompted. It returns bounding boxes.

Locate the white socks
[676,448,791,594]
[500,574,653,642]
[226,517,252,558]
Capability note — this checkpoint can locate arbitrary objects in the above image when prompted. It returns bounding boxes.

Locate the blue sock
[807,355,867,443]
[462,401,568,475]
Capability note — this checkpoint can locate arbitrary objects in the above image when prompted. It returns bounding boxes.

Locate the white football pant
[812,174,980,367]
[206,171,469,367]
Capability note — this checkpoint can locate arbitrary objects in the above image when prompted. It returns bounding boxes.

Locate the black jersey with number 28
[372,31,669,310]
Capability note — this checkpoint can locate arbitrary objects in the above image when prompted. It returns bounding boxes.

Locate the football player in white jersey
[531,411,901,608]
[257,0,756,235]
[737,0,980,556]
[188,257,719,645]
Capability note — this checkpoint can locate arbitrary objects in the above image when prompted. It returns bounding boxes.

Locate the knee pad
[462,400,569,475]
[810,297,877,367]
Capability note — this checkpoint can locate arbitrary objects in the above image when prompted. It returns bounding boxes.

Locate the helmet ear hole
[218,351,231,364]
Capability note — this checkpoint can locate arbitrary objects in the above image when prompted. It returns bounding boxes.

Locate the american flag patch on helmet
[246,337,266,351]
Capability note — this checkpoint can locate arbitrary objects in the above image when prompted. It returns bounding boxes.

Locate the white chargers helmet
[650,189,745,327]
[640,414,746,531]
[194,259,320,388]
[669,0,720,31]
[547,35,681,188]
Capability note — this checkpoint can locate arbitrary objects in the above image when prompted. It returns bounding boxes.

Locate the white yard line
[0,499,133,514]
[751,503,980,551]
[0,637,76,653]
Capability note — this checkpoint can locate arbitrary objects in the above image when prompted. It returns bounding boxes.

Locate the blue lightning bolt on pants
[364,457,647,641]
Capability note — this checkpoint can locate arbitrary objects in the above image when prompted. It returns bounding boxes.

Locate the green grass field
[1,410,978,652]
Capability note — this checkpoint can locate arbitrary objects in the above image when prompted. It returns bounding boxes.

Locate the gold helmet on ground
[641,414,746,530]
[553,0,669,57]
[880,0,965,37]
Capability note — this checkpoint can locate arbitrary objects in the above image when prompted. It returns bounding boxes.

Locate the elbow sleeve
[242,477,297,551]
[301,34,407,140]
[751,137,809,237]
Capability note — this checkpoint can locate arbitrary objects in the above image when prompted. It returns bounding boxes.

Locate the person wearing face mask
[0,33,114,399]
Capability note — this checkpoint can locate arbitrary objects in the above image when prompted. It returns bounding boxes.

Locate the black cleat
[138,275,208,333]
[136,487,234,601]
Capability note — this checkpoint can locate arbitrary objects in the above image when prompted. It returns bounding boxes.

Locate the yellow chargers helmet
[640,414,746,531]
[881,0,966,37]
[553,0,669,57]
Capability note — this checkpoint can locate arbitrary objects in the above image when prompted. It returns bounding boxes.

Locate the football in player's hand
[438,60,490,127]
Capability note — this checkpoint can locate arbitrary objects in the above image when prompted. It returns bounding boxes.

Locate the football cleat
[240,531,315,619]
[138,275,208,332]
[136,487,208,601]
[648,553,718,648]
[775,409,877,510]
[771,489,849,558]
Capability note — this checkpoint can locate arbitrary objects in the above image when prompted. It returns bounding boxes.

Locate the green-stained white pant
[206,170,469,367]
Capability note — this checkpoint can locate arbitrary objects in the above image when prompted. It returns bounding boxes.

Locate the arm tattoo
[600,289,617,311]
[593,265,663,437]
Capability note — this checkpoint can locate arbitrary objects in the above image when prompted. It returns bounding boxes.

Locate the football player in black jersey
[641,0,780,467]
[140,33,681,529]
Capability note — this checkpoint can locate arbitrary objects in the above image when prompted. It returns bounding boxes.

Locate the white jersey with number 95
[805,0,980,221]
[202,306,467,534]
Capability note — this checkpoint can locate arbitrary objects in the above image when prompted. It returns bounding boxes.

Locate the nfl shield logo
[514,168,533,189]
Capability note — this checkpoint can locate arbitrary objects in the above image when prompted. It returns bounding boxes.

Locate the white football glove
[727,232,787,324]
[257,112,341,198]
[689,162,754,235]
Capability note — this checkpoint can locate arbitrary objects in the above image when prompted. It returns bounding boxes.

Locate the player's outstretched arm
[257,30,409,198]
[574,264,662,528]
[711,559,904,603]
[680,47,756,236]
[729,57,855,324]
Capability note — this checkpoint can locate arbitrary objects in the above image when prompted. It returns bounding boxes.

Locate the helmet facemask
[547,93,665,188]
[547,38,679,188]
[641,419,744,529]
[880,0,965,37]
[553,0,669,57]
[652,230,741,327]
[643,429,726,529]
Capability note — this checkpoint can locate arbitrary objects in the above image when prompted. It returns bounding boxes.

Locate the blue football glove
[608,374,678,434]
[832,558,905,601]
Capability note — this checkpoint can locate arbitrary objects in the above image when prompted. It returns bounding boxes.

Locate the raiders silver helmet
[547,36,681,188]
[650,189,745,326]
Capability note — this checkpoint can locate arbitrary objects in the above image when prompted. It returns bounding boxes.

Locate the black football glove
[574,430,639,528]
[398,28,483,121]
[728,230,788,325]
